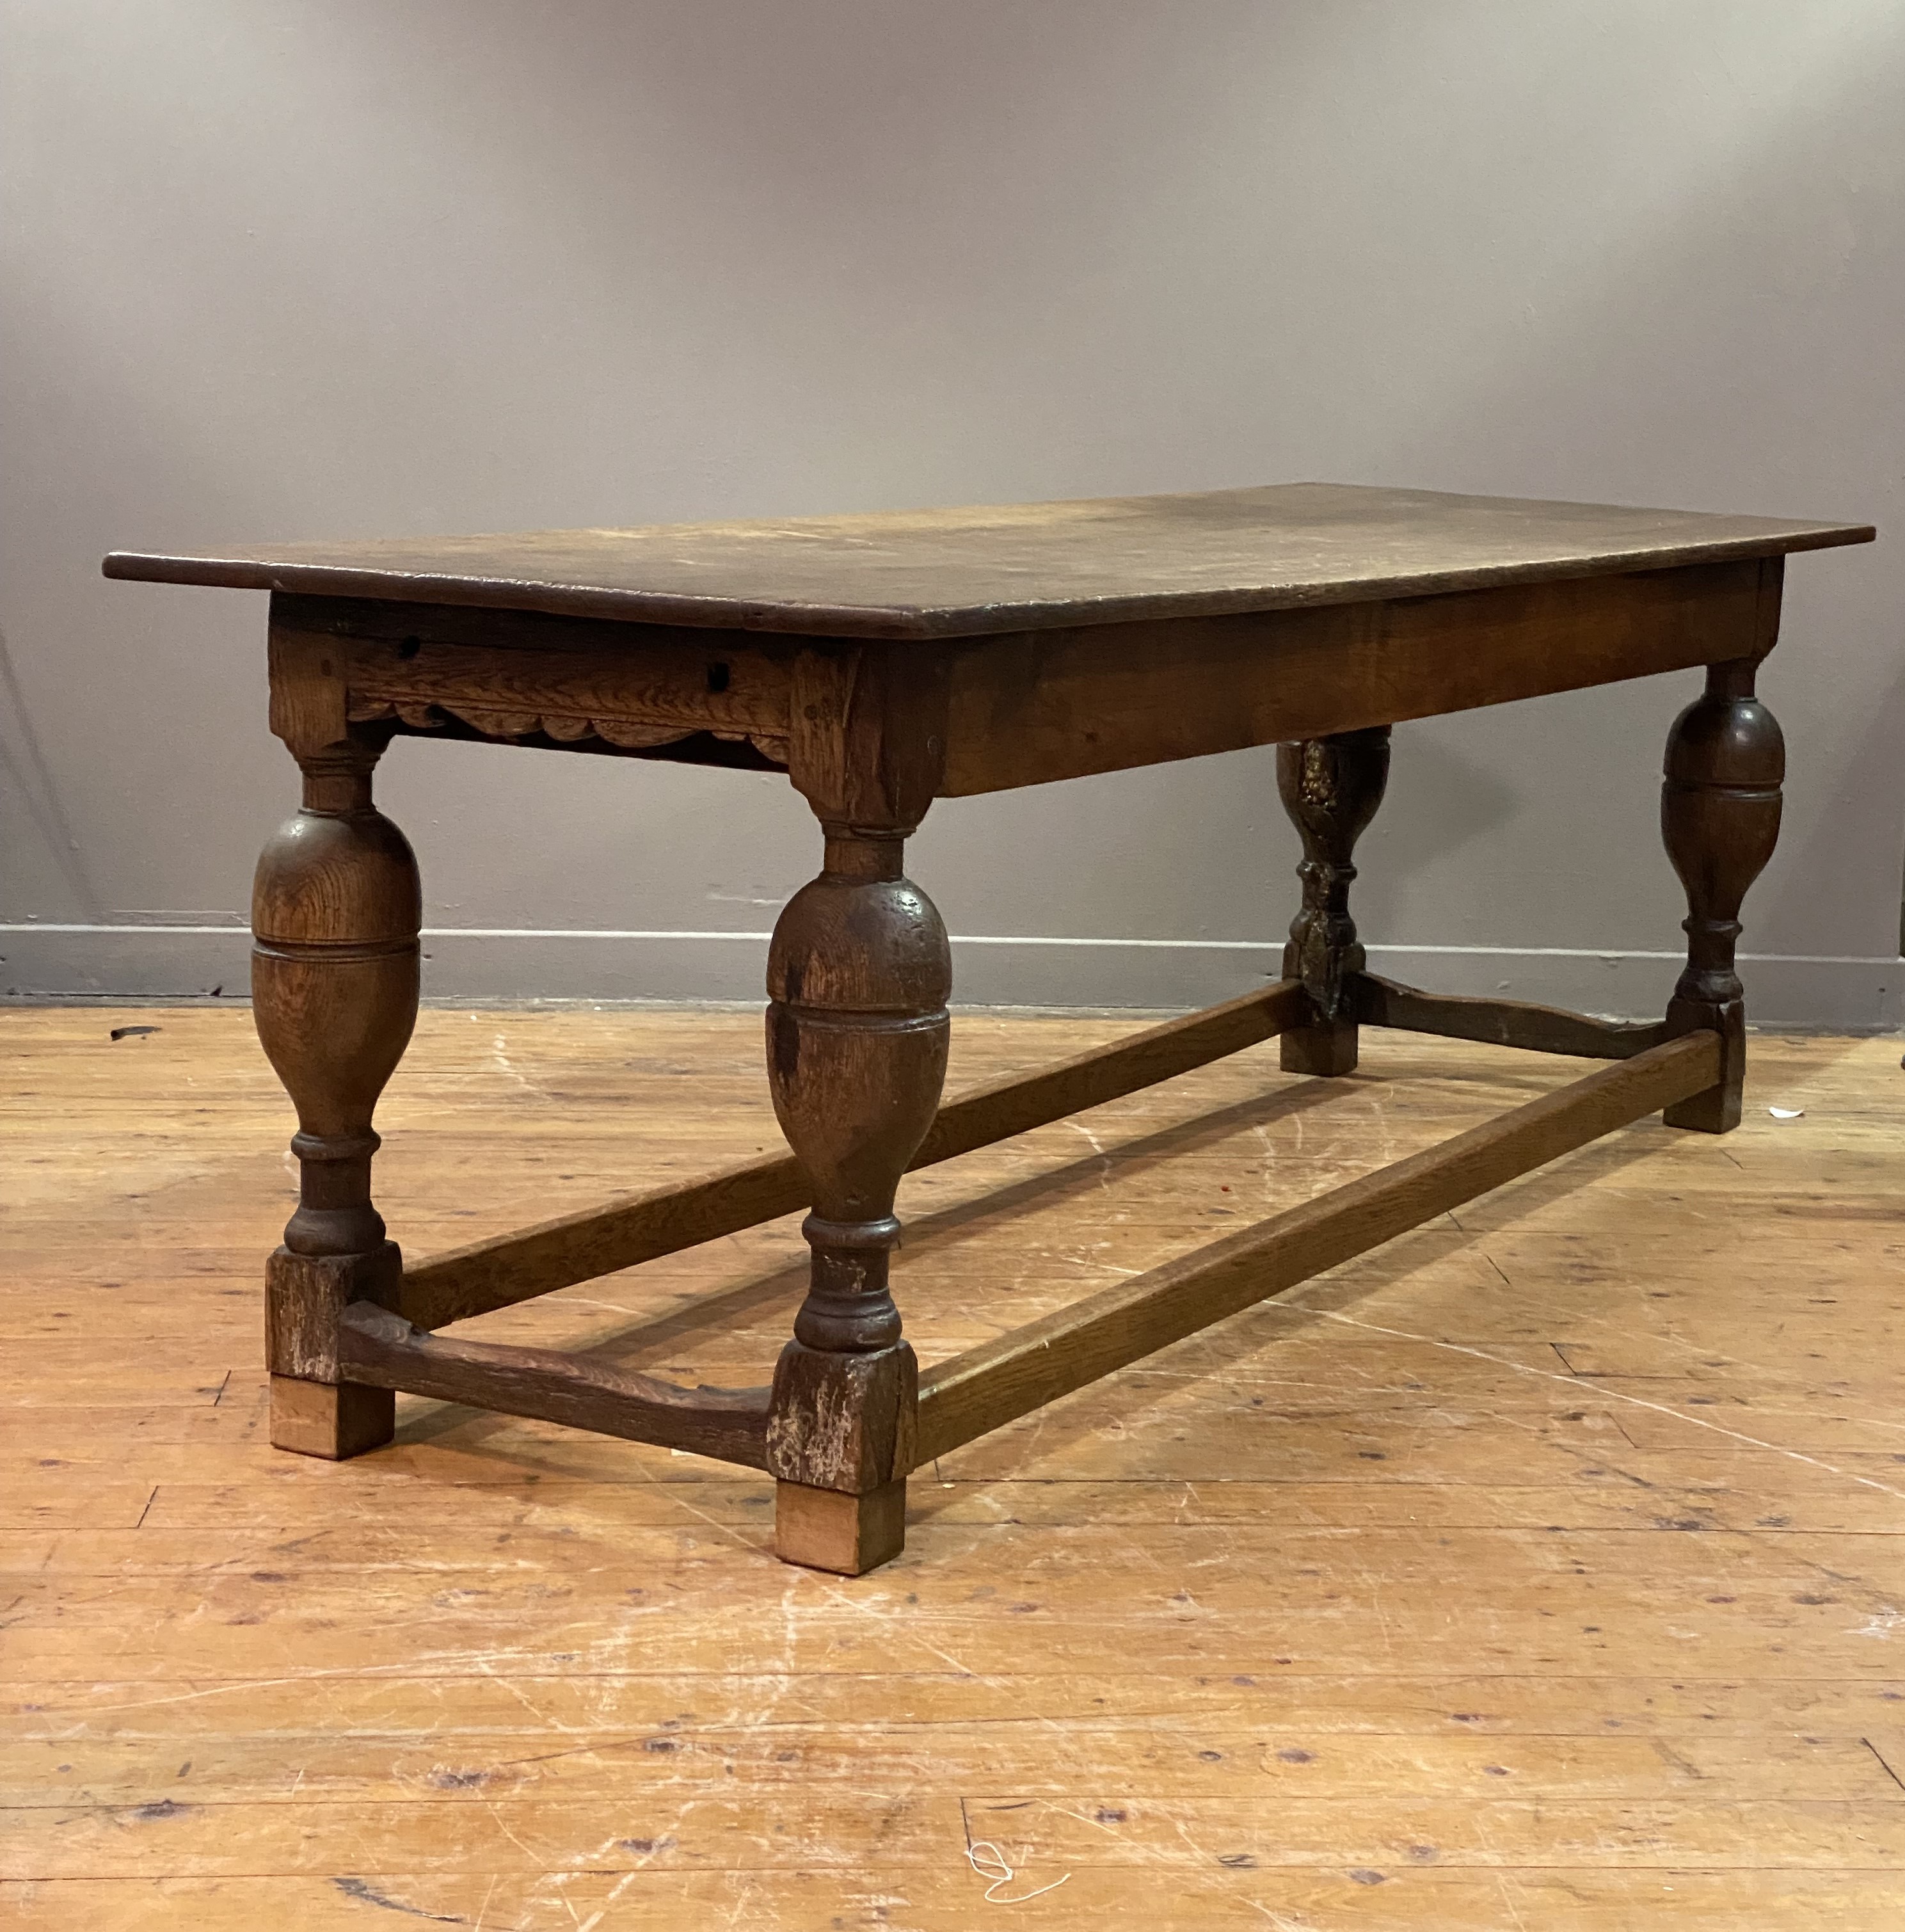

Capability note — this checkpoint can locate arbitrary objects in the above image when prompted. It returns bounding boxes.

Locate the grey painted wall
[3,0,1900,1022]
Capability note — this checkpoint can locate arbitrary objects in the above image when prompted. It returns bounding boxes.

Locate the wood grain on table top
[102,482,1872,641]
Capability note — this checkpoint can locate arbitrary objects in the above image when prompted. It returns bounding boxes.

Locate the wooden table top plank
[102,482,1872,640]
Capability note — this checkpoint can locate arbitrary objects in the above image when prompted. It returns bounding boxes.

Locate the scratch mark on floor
[330,1876,466,1922]
[474,1657,585,1736]
[1863,1737,1905,1791]
[479,1798,545,1868]
[576,1861,648,1932]
[655,1481,771,1558]
[1265,1302,1905,1501]
[490,1032,545,1098]
[1492,1869,1534,1932]
[1851,1607,1905,1638]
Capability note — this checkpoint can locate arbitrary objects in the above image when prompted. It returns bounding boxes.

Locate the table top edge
[100,520,1874,641]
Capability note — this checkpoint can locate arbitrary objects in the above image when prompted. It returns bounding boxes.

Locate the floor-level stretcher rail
[337,996,1719,1473]
[338,1303,772,1468]
[1348,972,1673,1060]
[911,1029,1718,1462]
[394,977,1311,1330]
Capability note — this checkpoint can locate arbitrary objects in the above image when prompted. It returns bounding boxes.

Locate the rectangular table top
[104,483,1871,642]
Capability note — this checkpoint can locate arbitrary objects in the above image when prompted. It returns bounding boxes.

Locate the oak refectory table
[104,484,1873,1574]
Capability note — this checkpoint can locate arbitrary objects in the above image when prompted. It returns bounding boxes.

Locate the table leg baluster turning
[1661,656,1785,1134]
[104,481,1870,1572]
[1277,724,1391,1078]
[765,645,952,1570]
[252,729,419,1461]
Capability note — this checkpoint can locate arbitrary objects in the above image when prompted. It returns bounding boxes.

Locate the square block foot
[1663,1085,1741,1133]
[271,1374,394,1459]
[1281,1019,1358,1078]
[775,1477,906,1575]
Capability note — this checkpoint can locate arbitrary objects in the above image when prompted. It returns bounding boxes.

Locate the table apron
[938,556,1776,795]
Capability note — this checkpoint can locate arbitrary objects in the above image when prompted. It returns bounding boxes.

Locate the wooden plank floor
[3,1002,1902,1929]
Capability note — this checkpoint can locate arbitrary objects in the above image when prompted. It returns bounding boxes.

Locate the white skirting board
[3,924,1899,1031]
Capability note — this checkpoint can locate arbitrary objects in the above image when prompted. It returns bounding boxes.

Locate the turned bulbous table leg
[1660,659,1784,1133]
[252,731,419,1457]
[1277,726,1391,1076]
